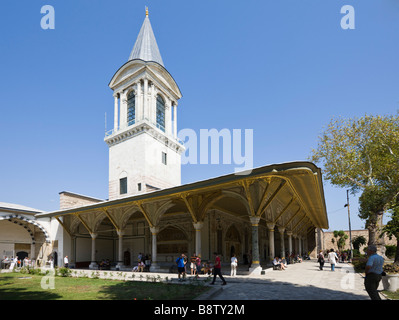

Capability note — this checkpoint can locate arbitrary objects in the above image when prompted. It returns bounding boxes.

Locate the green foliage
[385,245,397,259]
[383,263,399,274]
[381,204,399,264]
[56,267,72,277]
[311,113,399,246]
[351,257,367,273]
[333,230,348,250]
[352,235,367,251]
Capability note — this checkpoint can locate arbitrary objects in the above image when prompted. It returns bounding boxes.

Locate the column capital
[286,231,293,236]
[249,216,261,226]
[193,222,204,230]
[278,226,286,234]
[266,221,275,230]
[150,226,159,235]
[90,233,98,239]
[117,229,125,237]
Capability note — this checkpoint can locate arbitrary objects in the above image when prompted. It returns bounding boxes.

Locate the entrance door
[16,251,28,265]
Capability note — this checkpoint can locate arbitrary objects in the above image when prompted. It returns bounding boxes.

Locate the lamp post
[344,190,353,260]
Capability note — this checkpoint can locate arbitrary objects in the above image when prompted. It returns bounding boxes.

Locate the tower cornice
[104,120,185,154]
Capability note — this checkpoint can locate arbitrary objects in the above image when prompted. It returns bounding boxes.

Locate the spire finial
[145,6,149,17]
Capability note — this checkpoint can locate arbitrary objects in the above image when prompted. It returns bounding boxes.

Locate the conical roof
[129,11,164,66]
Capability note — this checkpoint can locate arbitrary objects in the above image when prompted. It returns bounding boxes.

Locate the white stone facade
[105,59,184,200]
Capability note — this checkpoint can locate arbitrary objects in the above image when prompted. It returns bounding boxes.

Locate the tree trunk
[395,237,399,266]
[367,211,386,258]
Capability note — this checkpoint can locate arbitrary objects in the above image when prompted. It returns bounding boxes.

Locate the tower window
[156,95,165,132]
[127,91,136,126]
[120,177,127,194]
[162,152,167,165]
[138,183,142,191]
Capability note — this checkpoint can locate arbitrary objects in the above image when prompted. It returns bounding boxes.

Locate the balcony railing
[105,119,182,145]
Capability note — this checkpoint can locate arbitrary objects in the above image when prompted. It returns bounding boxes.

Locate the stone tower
[105,9,184,200]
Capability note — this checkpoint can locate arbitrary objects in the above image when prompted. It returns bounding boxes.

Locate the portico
[37,162,328,274]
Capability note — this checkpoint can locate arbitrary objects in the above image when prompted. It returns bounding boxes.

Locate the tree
[311,113,399,255]
[352,235,367,251]
[333,230,348,251]
[381,203,399,265]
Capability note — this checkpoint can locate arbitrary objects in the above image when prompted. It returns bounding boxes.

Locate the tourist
[195,254,202,278]
[176,253,186,281]
[230,254,238,277]
[138,260,145,272]
[273,257,286,270]
[328,249,338,271]
[364,245,384,300]
[317,250,325,270]
[64,255,69,268]
[211,252,227,285]
[190,253,197,275]
[281,257,288,268]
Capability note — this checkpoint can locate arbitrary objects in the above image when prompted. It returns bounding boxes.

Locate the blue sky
[1,0,398,232]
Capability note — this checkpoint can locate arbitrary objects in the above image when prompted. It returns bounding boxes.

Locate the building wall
[322,229,397,253]
[59,192,103,210]
[108,131,181,200]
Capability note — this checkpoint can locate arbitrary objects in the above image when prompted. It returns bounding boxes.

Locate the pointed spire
[129,8,164,66]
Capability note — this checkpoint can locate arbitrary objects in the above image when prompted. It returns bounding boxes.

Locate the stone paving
[1,259,386,300]
[196,259,384,300]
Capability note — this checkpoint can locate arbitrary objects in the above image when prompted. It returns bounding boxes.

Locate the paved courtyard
[197,259,383,300]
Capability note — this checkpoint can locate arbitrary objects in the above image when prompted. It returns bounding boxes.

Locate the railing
[105,119,183,145]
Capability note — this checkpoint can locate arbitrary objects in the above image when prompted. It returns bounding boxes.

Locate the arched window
[127,91,135,126]
[156,95,165,132]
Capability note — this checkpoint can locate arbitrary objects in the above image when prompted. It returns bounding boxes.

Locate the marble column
[89,233,98,269]
[193,222,204,258]
[173,104,177,138]
[298,236,302,256]
[117,230,125,269]
[70,236,76,268]
[113,94,119,132]
[278,226,286,258]
[267,222,275,262]
[248,216,262,274]
[287,231,293,256]
[165,99,172,136]
[119,92,127,129]
[143,78,148,120]
[150,227,160,271]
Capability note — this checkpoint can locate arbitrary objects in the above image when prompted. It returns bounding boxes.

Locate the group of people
[317,248,352,271]
[272,257,288,270]
[1,256,35,269]
[132,253,151,272]
[175,253,202,280]
[175,252,228,285]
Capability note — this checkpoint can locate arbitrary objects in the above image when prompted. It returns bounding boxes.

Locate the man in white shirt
[64,256,69,268]
[328,249,339,271]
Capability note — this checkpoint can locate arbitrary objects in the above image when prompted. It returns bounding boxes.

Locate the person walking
[64,255,69,268]
[211,252,227,285]
[364,245,384,300]
[317,250,325,270]
[328,249,338,271]
[230,254,238,277]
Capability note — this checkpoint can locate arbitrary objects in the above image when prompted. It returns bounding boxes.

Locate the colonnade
[74,217,309,272]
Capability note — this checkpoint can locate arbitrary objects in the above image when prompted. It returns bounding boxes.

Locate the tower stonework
[105,11,184,200]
